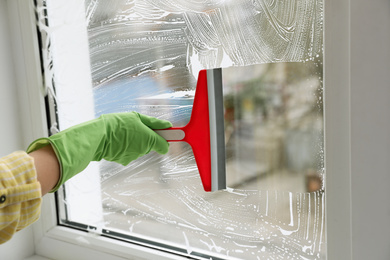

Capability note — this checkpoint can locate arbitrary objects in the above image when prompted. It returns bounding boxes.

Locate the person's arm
[0,112,171,245]
[27,112,172,194]
[29,144,60,196]
[0,151,42,244]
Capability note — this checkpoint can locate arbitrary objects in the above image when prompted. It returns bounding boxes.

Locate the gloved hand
[27,112,172,192]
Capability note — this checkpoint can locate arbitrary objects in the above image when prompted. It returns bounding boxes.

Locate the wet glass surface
[39,0,325,258]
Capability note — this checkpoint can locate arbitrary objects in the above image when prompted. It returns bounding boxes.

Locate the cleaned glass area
[37,0,325,259]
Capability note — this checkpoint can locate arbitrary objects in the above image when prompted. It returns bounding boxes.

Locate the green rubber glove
[27,112,172,192]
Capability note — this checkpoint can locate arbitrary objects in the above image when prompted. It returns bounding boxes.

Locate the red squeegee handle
[153,70,212,191]
[154,128,186,142]
[154,124,212,192]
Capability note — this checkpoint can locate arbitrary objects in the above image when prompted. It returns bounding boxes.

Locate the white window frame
[8,0,390,259]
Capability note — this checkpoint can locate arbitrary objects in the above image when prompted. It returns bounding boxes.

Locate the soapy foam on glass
[37,0,325,259]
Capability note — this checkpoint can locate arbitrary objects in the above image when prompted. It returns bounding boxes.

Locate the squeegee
[155,69,226,192]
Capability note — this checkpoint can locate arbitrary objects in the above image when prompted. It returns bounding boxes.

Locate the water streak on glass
[38,0,325,259]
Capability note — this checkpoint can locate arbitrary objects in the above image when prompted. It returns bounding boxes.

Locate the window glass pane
[37,0,325,259]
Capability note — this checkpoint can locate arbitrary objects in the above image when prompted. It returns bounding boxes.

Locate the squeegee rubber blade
[207,68,227,191]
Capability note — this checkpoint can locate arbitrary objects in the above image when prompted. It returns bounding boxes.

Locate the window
[36,0,325,259]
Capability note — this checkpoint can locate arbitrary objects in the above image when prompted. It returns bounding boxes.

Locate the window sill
[34,225,191,260]
[25,256,52,260]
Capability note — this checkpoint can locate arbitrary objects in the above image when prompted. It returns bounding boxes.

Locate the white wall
[350,0,390,259]
[325,0,390,259]
[0,0,35,259]
[0,0,22,155]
